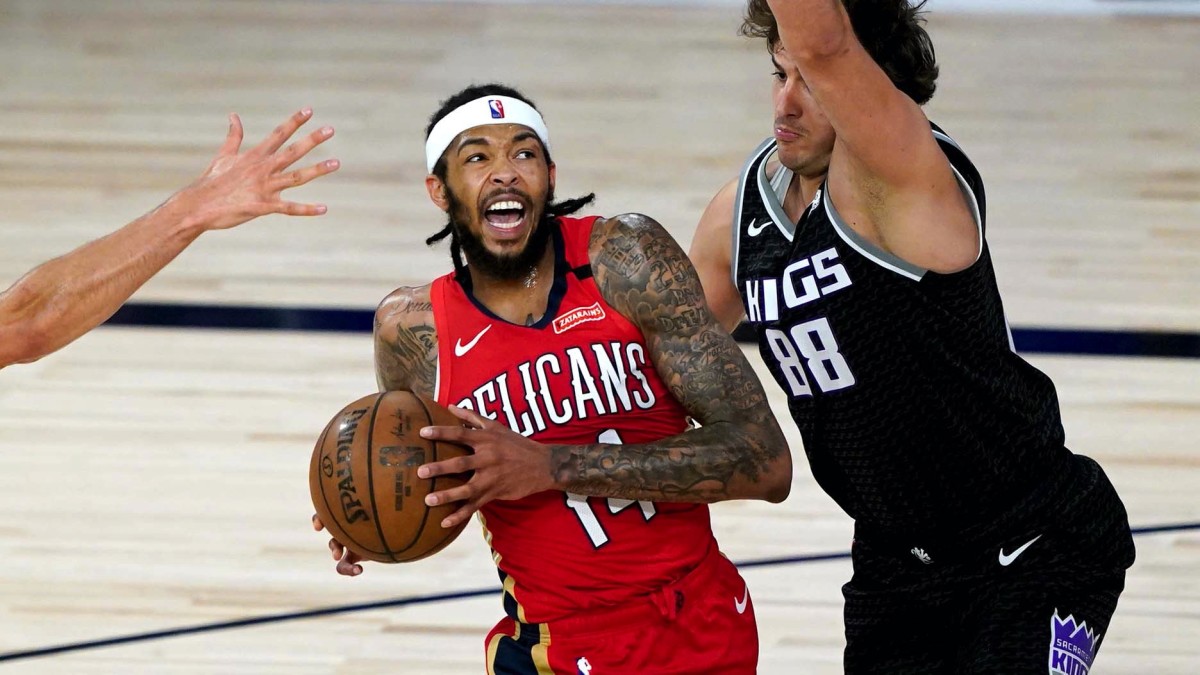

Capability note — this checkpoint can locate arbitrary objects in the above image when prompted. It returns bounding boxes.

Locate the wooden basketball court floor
[0,1,1197,672]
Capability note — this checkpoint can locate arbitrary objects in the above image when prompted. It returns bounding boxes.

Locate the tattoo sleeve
[550,214,789,503]
[374,288,438,398]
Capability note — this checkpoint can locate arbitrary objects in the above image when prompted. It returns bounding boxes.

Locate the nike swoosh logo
[746,219,770,237]
[998,534,1042,567]
[734,586,749,614]
[454,325,492,357]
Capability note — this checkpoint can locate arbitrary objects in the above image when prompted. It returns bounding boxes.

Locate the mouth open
[484,199,528,232]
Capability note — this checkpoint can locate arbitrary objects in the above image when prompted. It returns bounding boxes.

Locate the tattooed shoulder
[589,213,707,326]
[374,285,438,396]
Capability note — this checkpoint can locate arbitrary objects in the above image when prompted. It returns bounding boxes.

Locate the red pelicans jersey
[431,216,716,624]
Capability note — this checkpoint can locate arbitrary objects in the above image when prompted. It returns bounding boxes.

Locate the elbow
[784,16,855,65]
[763,450,793,504]
[764,474,792,504]
[755,423,793,504]
[793,36,851,65]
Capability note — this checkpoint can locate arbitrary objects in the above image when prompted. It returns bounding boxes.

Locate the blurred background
[0,1,1196,672]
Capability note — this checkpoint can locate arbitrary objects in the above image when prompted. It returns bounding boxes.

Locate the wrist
[148,187,210,242]
[548,444,577,491]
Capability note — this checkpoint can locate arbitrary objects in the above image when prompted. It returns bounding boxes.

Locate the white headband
[424,95,552,173]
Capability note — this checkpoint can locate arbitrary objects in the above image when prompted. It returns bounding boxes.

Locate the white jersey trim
[823,186,928,282]
[932,129,985,264]
[434,350,443,402]
[731,138,778,288]
[819,128,985,281]
[755,151,797,242]
[737,131,983,285]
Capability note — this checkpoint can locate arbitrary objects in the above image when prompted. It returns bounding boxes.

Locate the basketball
[309,390,472,563]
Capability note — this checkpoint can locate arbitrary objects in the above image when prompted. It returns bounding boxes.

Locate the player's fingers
[424,482,474,507]
[328,538,344,560]
[341,549,364,574]
[312,514,325,531]
[272,201,329,217]
[439,503,478,530]
[419,423,476,444]
[274,125,335,170]
[336,554,363,577]
[250,107,313,156]
[446,404,489,429]
[417,455,476,479]
[272,158,340,191]
[217,113,244,158]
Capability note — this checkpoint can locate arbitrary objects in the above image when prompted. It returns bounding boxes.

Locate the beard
[445,185,555,282]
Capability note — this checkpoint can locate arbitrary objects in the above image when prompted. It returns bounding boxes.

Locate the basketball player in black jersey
[689,1,1135,672]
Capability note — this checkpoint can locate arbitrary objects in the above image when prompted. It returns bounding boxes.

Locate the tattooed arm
[417,215,789,526]
[373,285,439,398]
[552,213,791,503]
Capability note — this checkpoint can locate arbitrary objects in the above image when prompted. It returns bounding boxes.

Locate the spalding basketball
[310,390,471,563]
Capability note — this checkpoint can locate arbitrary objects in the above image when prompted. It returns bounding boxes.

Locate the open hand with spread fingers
[417,405,558,530]
[170,107,340,231]
[0,107,341,370]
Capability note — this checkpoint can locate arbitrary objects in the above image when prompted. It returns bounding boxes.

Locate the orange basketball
[310,390,472,563]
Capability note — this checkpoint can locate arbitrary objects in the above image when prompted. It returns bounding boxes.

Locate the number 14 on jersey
[565,429,658,548]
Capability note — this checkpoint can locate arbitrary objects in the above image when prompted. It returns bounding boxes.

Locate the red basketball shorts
[484,545,758,674]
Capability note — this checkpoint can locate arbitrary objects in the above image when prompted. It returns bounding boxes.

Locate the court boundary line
[101,302,1200,359]
[1,521,1195,663]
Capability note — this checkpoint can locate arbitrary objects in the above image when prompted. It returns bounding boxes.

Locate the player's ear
[425,174,450,212]
[547,161,556,192]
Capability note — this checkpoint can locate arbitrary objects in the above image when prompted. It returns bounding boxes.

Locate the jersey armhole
[429,278,448,404]
[933,128,985,265]
[948,161,984,266]
[823,186,928,282]
[822,130,986,281]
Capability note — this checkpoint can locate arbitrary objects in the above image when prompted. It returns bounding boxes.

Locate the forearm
[767,0,853,60]
[0,201,205,365]
[549,418,789,504]
[579,213,791,503]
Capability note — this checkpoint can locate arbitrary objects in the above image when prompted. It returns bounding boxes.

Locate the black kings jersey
[733,128,1071,541]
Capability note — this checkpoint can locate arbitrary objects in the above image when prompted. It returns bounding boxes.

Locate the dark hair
[741,0,938,105]
[422,83,594,272]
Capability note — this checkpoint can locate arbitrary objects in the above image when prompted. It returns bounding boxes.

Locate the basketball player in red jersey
[314,83,791,674]
[0,108,337,369]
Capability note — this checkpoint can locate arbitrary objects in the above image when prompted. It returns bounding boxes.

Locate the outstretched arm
[0,108,338,369]
[764,0,978,271]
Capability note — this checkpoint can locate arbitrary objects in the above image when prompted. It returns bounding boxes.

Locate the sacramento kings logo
[1049,610,1098,674]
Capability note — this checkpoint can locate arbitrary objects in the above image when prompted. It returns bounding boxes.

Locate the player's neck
[465,243,557,326]
[785,172,826,222]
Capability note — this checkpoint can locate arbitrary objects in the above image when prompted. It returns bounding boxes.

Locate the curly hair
[740,0,938,105]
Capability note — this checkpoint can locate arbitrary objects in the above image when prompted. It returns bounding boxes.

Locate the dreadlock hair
[423,83,595,273]
[740,0,939,105]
